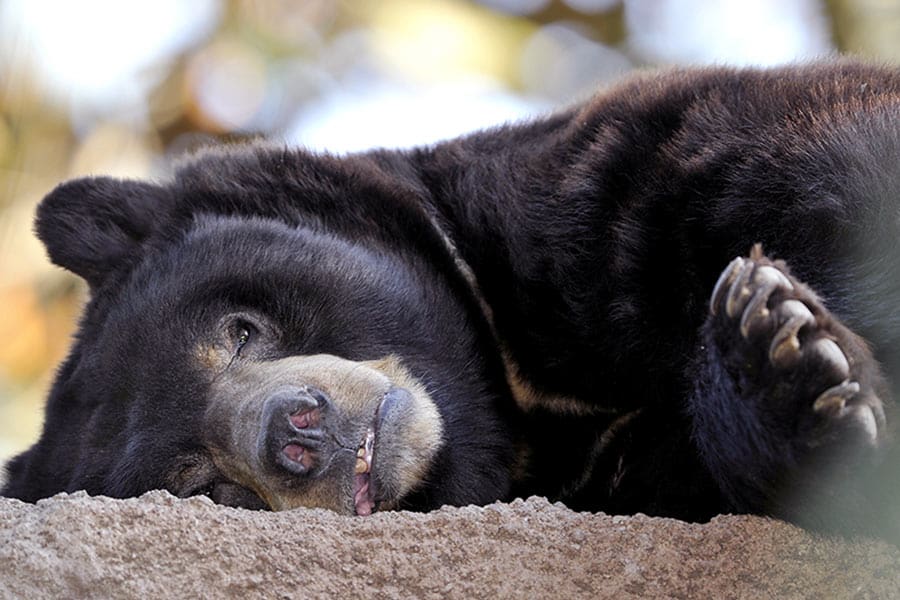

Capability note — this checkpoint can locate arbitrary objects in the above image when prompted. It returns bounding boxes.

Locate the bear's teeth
[354,427,375,475]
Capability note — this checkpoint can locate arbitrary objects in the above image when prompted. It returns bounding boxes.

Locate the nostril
[283,443,304,462]
[267,386,330,420]
[290,409,314,429]
[284,386,328,430]
[282,443,314,469]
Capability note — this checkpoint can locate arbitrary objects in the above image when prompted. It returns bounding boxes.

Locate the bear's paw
[709,246,886,451]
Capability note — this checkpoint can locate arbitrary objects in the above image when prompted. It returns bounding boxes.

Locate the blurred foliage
[827,0,900,61]
[1,0,898,463]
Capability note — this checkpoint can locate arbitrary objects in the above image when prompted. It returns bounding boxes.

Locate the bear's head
[1,146,516,514]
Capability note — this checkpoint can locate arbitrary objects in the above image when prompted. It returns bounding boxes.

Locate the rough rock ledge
[0,492,897,599]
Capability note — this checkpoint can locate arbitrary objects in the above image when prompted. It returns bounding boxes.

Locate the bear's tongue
[354,475,374,516]
[353,427,376,516]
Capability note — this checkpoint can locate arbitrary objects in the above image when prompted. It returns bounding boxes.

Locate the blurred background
[1,0,899,464]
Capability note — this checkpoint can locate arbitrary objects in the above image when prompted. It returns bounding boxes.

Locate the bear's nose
[259,385,331,476]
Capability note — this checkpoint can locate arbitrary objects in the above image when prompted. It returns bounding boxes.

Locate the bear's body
[3,61,899,540]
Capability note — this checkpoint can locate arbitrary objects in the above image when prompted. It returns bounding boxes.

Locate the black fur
[3,60,900,541]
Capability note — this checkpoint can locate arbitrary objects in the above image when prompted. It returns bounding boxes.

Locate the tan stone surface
[0,492,897,599]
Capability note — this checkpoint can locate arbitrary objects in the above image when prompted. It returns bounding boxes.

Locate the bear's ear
[35,176,171,289]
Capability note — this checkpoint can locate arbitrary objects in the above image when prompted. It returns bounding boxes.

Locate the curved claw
[808,338,850,382]
[739,265,795,338]
[769,300,815,367]
[754,265,794,292]
[851,405,880,444]
[813,380,860,415]
[813,381,882,444]
[710,256,744,316]
[725,260,755,318]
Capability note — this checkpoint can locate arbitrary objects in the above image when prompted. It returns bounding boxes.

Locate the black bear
[3,60,899,540]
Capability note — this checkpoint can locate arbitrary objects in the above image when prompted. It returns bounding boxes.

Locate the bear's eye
[236,327,251,350]
[220,312,272,361]
[234,324,253,355]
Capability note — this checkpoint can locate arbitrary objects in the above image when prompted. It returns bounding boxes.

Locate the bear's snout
[259,385,332,476]
[199,353,441,513]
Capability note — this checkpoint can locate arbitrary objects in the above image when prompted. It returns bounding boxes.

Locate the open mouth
[353,426,376,515]
[352,387,408,516]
